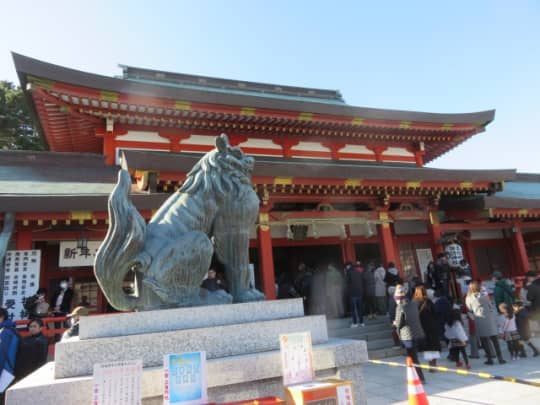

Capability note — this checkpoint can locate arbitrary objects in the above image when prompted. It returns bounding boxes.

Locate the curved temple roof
[13,53,495,162]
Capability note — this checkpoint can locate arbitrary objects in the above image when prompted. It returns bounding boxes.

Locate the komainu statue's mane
[179,142,253,200]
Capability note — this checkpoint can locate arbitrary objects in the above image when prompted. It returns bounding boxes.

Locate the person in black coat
[413,286,441,370]
[51,279,73,316]
[16,318,48,380]
[200,269,225,292]
[525,271,540,322]
[513,301,539,357]
[425,261,439,291]
[347,262,365,327]
[434,254,451,298]
[433,288,452,344]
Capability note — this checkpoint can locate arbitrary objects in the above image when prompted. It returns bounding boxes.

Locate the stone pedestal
[7,299,368,404]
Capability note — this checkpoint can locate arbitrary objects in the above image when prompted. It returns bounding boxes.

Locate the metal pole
[0,213,15,305]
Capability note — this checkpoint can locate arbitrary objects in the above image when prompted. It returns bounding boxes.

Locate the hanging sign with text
[415,248,434,282]
[59,240,101,267]
[164,351,208,405]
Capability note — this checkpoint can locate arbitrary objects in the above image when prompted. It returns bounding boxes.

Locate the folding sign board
[92,359,142,405]
[279,332,314,387]
[164,351,208,405]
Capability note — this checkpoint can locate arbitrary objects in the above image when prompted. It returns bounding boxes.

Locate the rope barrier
[368,359,540,388]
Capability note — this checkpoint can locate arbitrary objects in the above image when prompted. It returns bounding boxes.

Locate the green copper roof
[122,76,348,106]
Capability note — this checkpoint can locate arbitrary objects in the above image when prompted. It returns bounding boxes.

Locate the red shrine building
[2,53,540,313]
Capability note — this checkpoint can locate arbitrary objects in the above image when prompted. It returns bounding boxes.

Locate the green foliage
[0,81,45,150]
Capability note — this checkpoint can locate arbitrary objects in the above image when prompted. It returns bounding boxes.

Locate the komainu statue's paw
[199,288,233,306]
[236,288,266,303]
[142,276,171,302]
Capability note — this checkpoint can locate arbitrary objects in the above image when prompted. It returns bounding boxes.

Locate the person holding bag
[393,285,426,382]
[445,309,470,369]
[498,303,521,360]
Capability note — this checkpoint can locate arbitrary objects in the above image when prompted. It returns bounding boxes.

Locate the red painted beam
[34,83,480,135]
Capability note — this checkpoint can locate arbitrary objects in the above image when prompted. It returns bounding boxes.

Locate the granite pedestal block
[7,299,368,404]
[56,315,327,378]
[8,339,367,405]
[80,298,305,339]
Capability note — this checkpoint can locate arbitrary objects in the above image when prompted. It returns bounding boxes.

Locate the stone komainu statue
[94,134,265,311]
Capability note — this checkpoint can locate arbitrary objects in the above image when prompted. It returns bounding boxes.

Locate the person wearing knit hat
[61,306,90,341]
[394,284,407,302]
[393,284,426,382]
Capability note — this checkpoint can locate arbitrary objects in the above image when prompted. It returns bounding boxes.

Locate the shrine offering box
[285,379,354,405]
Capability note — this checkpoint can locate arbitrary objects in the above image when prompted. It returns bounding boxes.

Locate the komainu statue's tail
[94,170,148,311]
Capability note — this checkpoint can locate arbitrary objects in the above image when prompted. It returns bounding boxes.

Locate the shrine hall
[1,53,540,314]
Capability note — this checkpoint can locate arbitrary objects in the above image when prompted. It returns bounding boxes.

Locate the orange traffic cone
[407,356,429,405]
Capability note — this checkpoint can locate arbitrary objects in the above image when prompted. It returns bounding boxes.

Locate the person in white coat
[445,309,470,369]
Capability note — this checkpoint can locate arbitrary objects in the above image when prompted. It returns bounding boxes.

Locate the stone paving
[363,337,540,404]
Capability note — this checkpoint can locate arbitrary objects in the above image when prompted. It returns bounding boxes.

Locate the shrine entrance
[273,244,343,277]
[353,243,383,266]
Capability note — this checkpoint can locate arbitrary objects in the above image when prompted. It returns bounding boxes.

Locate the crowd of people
[1,257,539,399]
[275,256,540,384]
[0,278,92,402]
[378,261,540,383]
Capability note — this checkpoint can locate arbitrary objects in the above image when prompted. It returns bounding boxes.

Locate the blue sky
[1,1,539,171]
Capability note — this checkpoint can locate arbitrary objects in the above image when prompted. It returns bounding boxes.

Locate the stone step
[326,316,389,331]
[329,328,391,341]
[365,338,396,351]
[328,322,390,335]
[327,315,397,358]
[368,346,403,359]
[55,315,327,378]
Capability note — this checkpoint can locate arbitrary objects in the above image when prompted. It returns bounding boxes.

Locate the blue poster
[164,352,207,405]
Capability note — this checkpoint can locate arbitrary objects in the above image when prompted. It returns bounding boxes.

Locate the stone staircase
[327,316,402,359]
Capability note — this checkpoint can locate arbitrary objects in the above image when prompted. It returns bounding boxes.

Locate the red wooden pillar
[102,132,116,165]
[96,125,127,166]
[510,224,530,275]
[257,213,276,300]
[341,226,356,263]
[378,213,397,266]
[428,211,444,257]
[16,229,33,250]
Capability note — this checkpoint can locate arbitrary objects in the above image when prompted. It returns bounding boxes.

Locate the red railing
[15,316,68,356]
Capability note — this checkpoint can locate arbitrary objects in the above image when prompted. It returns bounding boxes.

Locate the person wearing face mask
[51,279,73,317]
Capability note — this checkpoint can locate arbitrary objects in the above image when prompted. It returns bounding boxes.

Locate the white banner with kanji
[2,250,41,320]
[59,241,101,267]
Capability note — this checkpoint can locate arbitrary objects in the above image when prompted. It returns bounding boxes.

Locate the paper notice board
[2,250,41,321]
[92,359,142,405]
[164,351,208,405]
[279,331,314,386]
